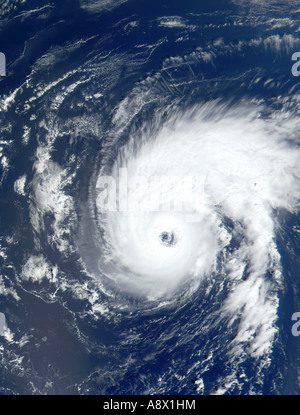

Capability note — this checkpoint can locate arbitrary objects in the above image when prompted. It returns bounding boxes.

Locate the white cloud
[30,145,77,256]
[14,174,26,196]
[22,254,58,283]
[98,101,300,357]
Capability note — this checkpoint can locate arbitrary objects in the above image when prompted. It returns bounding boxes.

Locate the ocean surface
[0,0,300,395]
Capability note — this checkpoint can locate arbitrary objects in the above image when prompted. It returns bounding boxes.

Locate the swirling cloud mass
[98,102,300,298]
[95,101,300,357]
[1,0,300,395]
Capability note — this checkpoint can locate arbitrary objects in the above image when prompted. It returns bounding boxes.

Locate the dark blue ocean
[0,0,300,395]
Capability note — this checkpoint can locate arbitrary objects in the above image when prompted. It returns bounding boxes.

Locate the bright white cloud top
[95,100,300,336]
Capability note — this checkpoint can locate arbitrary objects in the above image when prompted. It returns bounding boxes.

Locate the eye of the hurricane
[159,230,176,247]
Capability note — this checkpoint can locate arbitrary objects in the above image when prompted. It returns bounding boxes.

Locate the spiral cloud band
[3,0,300,393]
[94,101,300,304]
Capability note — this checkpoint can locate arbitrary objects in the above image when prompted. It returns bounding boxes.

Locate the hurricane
[1,0,300,395]
[94,101,300,307]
